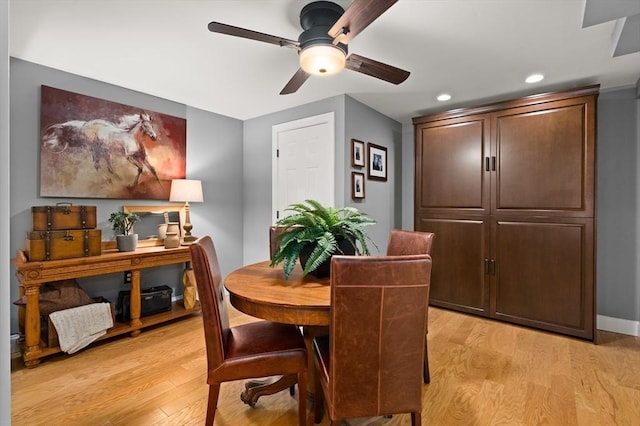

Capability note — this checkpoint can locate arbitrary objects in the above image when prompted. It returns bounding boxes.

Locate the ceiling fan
[208,0,410,95]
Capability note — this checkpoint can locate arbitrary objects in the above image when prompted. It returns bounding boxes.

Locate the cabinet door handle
[485,259,496,275]
[485,157,490,172]
[491,156,496,171]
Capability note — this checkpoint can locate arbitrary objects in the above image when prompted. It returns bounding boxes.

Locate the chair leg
[313,373,324,424]
[297,370,308,426]
[205,384,220,426]
[423,335,430,384]
[411,411,422,426]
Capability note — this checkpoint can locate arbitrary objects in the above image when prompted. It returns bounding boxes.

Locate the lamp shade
[169,179,203,203]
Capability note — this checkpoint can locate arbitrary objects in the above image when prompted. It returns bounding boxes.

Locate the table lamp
[169,179,204,244]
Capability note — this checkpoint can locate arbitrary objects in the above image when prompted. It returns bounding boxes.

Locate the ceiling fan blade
[208,22,299,49]
[329,0,399,45]
[345,53,410,85]
[280,68,311,95]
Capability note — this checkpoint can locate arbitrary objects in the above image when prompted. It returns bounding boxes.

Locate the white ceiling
[9,0,640,124]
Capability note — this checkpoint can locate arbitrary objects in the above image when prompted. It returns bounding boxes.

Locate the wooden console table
[13,245,200,368]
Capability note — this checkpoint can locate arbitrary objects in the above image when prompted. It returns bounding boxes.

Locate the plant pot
[116,234,138,252]
[299,238,356,278]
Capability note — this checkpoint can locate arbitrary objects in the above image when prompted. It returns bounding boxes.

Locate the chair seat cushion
[228,320,305,357]
[209,320,307,382]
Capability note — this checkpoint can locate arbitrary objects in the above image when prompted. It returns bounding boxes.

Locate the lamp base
[181,235,197,245]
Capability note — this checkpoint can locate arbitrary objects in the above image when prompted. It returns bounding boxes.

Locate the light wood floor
[11,305,640,425]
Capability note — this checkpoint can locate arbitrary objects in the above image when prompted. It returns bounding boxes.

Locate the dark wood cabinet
[413,85,598,340]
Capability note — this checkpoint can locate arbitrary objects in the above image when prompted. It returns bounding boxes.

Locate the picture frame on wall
[39,85,187,200]
[367,142,387,181]
[352,172,365,199]
[351,139,365,167]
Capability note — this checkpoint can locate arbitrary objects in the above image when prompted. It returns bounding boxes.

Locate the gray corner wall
[597,87,640,325]
[8,58,244,334]
[2,1,11,423]
[241,95,403,265]
[343,95,403,253]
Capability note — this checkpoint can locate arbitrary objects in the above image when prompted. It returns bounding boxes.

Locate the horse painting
[42,112,161,188]
[39,85,186,200]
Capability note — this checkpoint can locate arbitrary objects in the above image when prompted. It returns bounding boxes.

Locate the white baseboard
[597,315,640,337]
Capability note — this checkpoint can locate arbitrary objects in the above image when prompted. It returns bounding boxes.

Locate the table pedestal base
[240,374,298,407]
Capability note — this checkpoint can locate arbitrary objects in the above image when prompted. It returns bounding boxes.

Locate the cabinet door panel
[492,218,594,339]
[494,97,596,216]
[415,116,489,215]
[416,216,490,315]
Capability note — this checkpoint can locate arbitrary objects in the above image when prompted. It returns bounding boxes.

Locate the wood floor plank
[12,306,640,425]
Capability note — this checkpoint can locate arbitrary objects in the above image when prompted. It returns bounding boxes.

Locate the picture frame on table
[352,172,365,199]
[351,139,365,167]
[367,142,387,181]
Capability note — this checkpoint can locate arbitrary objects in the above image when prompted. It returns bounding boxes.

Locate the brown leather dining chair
[386,228,435,384]
[269,225,286,259]
[189,236,308,426]
[313,254,432,426]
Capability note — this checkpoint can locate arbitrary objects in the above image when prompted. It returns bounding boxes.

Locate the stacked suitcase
[26,203,102,261]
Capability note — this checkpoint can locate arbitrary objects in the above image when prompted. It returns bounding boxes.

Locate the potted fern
[109,211,140,252]
[270,199,377,279]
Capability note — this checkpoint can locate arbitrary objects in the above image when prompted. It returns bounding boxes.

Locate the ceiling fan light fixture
[299,44,346,76]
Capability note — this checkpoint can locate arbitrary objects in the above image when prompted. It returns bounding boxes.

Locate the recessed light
[437,93,452,101]
[525,73,544,83]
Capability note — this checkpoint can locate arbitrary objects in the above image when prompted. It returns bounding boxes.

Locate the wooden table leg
[129,269,142,336]
[302,325,329,403]
[23,285,42,368]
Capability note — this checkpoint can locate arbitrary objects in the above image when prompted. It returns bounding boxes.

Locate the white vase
[158,223,168,239]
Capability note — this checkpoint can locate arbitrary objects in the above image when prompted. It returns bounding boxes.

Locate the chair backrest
[328,254,432,419]
[386,228,435,256]
[189,236,230,371]
[269,226,286,259]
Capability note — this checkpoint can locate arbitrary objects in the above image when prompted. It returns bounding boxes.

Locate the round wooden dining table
[224,260,331,406]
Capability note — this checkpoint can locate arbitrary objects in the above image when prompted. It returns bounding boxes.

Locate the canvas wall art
[39,86,187,199]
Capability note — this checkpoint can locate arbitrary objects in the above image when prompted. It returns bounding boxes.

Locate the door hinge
[276,210,279,219]
[276,149,279,158]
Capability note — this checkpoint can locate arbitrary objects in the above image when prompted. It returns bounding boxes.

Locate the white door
[272,112,335,223]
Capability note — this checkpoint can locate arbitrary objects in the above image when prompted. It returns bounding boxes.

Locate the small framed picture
[351,139,365,167]
[367,143,387,181]
[352,172,365,199]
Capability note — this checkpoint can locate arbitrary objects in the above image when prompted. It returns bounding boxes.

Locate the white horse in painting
[42,112,160,187]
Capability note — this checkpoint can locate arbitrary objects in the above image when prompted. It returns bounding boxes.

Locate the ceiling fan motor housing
[298,1,348,55]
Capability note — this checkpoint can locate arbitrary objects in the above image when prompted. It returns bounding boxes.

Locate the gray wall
[597,87,640,324]
[344,95,403,252]
[2,1,11,422]
[9,58,244,333]
[241,95,402,265]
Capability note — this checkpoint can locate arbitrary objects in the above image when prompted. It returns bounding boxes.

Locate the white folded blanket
[49,302,114,354]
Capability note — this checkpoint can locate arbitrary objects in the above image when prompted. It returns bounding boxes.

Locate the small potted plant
[109,211,140,252]
[270,199,377,279]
